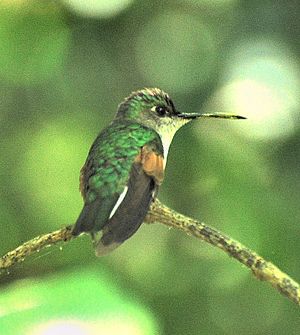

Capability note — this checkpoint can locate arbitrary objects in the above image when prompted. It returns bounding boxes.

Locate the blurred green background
[1,0,300,334]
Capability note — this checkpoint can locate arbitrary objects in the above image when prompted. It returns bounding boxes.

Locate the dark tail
[95,164,157,256]
[72,197,118,236]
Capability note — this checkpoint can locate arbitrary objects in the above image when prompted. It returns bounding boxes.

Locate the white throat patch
[156,118,189,167]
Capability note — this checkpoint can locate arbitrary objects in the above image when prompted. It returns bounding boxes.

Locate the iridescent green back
[82,120,163,203]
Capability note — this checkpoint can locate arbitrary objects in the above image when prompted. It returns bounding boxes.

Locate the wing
[72,122,163,237]
[95,144,164,256]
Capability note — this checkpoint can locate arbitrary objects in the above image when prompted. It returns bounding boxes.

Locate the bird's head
[116,88,245,138]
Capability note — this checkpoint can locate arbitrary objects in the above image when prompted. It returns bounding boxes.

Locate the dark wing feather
[72,195,119,236]
[95,147,164,256]
[73,156,121,235]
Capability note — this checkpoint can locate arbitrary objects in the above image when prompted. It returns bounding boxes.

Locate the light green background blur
[0,0,300,334]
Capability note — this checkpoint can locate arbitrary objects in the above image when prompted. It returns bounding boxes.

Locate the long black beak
[177,112,246,120]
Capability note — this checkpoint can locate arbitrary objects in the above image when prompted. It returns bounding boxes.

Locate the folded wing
[95,145,164,256]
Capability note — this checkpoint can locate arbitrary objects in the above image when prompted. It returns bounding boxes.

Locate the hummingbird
[72,88,245,256]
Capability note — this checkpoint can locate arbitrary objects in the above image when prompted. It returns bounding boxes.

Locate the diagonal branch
[146,200,300,305]
[1,199,299,305]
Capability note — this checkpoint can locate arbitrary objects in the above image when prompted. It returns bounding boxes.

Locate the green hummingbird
[72,88,245,256]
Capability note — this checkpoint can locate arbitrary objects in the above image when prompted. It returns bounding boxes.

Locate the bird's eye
[155,106,167,117]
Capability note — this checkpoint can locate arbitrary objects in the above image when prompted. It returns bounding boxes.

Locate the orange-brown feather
[80,145,163,200]
[135,146,164,185]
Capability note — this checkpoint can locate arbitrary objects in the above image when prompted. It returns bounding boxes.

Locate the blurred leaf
[61,0,135,18]
[135,12,217,92]
[0,268,159,335]
[0,3,70,85]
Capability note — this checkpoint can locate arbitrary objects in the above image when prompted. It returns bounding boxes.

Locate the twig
[146,200,300,305]
[1,199,299,305]
[0,225,74,270]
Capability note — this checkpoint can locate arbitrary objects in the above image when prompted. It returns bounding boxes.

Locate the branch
[1,199,299,305]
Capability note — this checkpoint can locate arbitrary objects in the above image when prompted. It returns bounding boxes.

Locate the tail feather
[72,196,118,236]
[73,163,158,255]
[95,164,156,256]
